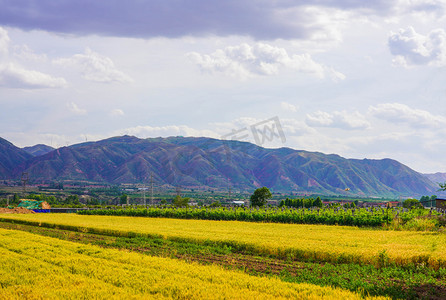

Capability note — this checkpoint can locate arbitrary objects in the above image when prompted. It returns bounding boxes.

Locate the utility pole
[150,172,154,205]
[227,178,231,202]
[143,185,146,206]
[21,172,29,194]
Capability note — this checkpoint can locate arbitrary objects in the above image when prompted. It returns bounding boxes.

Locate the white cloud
[306,111,333,127]
[187,43,345,80]
[115,117,310,150]
[389,27,446,67]
[280,118,315,136]
[115,125,219,139]
[0,27,10,58]
[306,110,371,130]
[67,102,87,115]
[54,48,133,83]
[281,101,298,112]
[397,0,446,15]
[0,63,67,89]
[110,109,124,117]
[13,45,48,62]
[369,103,446,128]
[0,27,66,89]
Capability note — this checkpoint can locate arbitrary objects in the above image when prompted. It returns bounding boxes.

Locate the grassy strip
[1,221,445,299]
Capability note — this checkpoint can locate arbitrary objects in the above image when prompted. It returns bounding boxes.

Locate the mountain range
[0,135,443,197]
[23,144,55,157]
[423,173,446,185]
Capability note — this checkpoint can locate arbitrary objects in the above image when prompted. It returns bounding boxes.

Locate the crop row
[78,206,437,227]
[0,228,385,299]
[2,214,445,269]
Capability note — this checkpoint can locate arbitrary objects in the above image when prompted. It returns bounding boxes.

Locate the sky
[1,0,446,174]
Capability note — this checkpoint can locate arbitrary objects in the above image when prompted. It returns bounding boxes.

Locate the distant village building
[420,198,446,208]
[363,202,387,208]
[435,199,446,209]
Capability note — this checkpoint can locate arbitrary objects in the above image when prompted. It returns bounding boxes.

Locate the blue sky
[1,0,446,173]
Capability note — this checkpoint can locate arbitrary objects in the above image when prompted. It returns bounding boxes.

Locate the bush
[403,218,438,231]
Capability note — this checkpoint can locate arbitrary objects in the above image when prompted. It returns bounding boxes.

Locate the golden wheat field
[1,213,445,267]
[0,228,387,300]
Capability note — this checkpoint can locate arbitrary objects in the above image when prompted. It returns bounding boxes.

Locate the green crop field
[78,206,443,229]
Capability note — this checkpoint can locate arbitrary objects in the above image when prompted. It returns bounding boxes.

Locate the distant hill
[23,144,54,157]
[1,135,437,197]
[0,137,33,179]
[423,173,446,185]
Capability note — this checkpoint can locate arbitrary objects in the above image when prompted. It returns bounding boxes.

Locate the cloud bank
[0,0,429,40]
[188,43,345,80]
[306,110,370,130]
[54,48,132,83]
[0,27,66,89]
[389,27,446,67]
[369,103,446,128]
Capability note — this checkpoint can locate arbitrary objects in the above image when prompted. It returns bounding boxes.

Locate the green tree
[250,187,272,207]
[440,183,446,191]
[120,194,128,205]
[13,194,20,204]
[420,195,429,202]
[314,196,323,208]
[403,198,423,209]
[173,195,190,207]
[65,195,80,206]
[209,200,221,207]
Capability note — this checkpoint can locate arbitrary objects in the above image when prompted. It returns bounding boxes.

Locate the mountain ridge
[0,135,441,197]
[0,137,33,180]
[423,172,446,185]
[23,144,55,157]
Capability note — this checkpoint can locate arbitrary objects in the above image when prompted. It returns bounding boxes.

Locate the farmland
[0,228,384,299]
[2,213,446,268]
[1,213,445,299]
